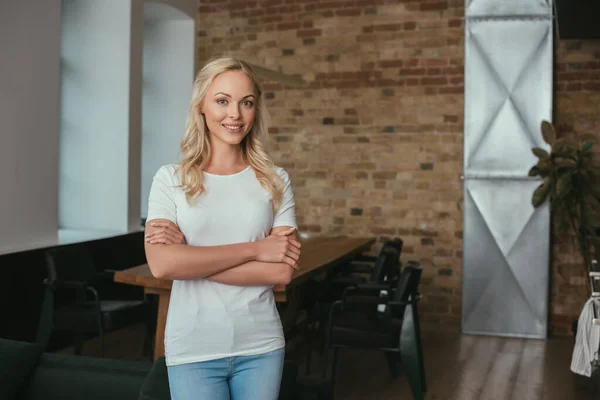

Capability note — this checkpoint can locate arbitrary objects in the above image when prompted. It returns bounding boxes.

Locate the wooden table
[114,236,375,360]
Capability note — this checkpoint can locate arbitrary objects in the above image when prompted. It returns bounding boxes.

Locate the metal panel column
[462,0,553,338]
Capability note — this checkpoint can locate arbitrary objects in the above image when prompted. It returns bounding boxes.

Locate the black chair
[303,240,403,373]
[37,246,154,358]
[321,262,426,400]
[333,238,403,287]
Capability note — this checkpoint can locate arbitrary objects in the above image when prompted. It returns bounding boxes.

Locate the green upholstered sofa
[0,338,170,400]
[1,338,298,400]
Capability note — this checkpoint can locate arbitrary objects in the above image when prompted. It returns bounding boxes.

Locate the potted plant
[529,120,600,334]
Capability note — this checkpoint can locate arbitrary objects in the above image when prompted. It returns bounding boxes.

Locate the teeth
[224,125,242,129]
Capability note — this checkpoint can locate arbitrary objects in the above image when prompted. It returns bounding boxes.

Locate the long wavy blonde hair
[178,57,283,210]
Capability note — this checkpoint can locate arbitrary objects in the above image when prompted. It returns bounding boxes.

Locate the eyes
[216,98,254,108]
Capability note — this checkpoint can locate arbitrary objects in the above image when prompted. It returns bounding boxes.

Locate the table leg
[147,288,170,361]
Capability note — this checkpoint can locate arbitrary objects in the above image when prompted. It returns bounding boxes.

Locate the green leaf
[554,157,577,169]
[580,140,594,153]
[587,195,600,213]
[556,173,573,196]
[589,167,600,177]
[583,206,600,228]
[528,166,540,177]
[554,138,578,157]
[541,120,556,146]
[532,180,551,208]
[532,147,550,159]
[528,163,551,177]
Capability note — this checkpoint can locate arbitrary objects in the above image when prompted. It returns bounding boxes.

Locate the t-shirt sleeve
[273,168,297,230]
[146,166,177,224]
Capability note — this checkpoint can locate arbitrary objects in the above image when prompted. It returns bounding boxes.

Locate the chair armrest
[388,293,422,306]
[49,279,90,290]
[344,295,389,305]
[341,282,393,299]
[356,282,393,291]
[343,263,374,274]
[332,275,367,286]
[340,290,422,312]
[353,255,377,263]
[324,295,390,320]
[84,286,100,304]
[387,293,422,316]
[46,279,100,305]
[337,260,374,275]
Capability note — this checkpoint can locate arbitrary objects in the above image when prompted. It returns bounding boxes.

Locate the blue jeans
[167,348,285,400]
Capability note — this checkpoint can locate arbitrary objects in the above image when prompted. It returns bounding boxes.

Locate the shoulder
[273,166,291,182]
[154,164,180,184]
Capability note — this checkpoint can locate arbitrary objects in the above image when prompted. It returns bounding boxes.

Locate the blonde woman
[144,57,301,399]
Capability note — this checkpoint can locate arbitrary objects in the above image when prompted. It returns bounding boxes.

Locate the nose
[228,105,240,119]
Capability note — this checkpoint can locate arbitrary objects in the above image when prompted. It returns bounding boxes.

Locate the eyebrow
[214,92,256,99]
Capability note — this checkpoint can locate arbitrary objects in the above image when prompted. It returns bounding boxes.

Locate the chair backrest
[370,238,403,282]
[369,252,390,282]
[45,246,97,283]
[386,262,422,318]
[392,262,421,301]
[386,238,403,254]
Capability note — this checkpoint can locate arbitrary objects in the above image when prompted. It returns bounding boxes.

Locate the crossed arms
[143,219,301,286]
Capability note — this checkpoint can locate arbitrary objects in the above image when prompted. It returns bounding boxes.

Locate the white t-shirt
[146,164,297,366]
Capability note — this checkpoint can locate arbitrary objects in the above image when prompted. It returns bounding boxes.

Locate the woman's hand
[254,228,301,270]
[145,220,186,245]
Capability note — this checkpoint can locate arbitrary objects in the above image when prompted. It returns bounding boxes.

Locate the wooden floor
[60,325,600,400]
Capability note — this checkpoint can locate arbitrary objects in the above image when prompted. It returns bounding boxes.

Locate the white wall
[147,0,197,19]
[0,0,195,253]
[141,7,195,218]
[59,0,143,232]
[0,1,61,254]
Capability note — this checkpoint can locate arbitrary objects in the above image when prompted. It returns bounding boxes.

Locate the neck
[206,137,246,171]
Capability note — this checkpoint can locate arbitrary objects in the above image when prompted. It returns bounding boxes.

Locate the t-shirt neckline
[203,166,251,177]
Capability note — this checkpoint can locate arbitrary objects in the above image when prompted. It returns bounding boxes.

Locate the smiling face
[201,70,257,147]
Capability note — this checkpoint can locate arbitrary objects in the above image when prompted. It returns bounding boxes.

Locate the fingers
[273,235,301,249]
[146,228,185,244]
[146,236,175,245]
[148,221,181,236]
[146,223,182,237]
[163,226,184,240]
[282,256,299,270]
[146,237,174,245]
[150,220,178,229]
[286,246,300,259]
[148,221,180,233]
[275,227,296,237]
[146,233,177,244]
[283,251,299,263]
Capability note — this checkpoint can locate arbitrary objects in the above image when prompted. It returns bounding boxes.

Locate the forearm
[145,242,256,280]
[204,261,295,286]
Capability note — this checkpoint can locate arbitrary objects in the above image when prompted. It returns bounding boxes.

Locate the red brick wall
[551,39,600,335]
[197,0,600,334]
